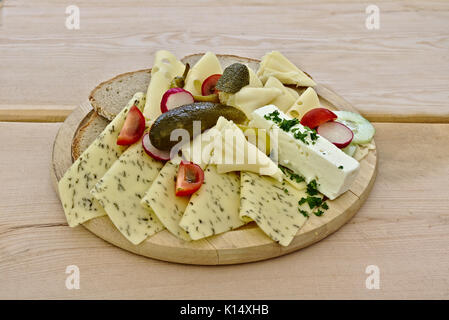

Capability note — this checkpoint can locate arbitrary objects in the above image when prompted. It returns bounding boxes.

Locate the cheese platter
[51,51,377,265]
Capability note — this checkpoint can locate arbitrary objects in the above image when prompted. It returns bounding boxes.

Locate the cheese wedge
[286,87,321,119]
[264,76,298,112]
[184,52,222,95]
[210,117,283,181]
[141,160,191,241]
[179,165,243,240]
[58,93,146,227]
[257,51,316,87]
[90,136,164,245]
[144,50,185,120]
[230,87,282,118]
[240,171,308,246]
[247,66,263,88]
[181,127,220,170]
[250,105,360,200]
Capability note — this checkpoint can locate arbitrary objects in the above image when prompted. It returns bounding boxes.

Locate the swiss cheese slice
[58,93,146,227]
[231,87,282,118]
[257,51,316,87]
[144,50,185,120]
[184,52,222,95]
[286,87,321,119]
[141,160,191,241]
[91,136,164,245]
[264,76,298,112]
[240,171,308,246]
[179,165,243,240]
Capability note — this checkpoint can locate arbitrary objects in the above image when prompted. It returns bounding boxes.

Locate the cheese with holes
[229,87,282,118]
[240,171,308,246]
[91,136,164,245]
[286,87,321,119]
[179,165,243,240]
[210,117,283,181]
[144,50,185,120]
[250,105,360,200]
[184,52,222,95]
[264,76,298,112]
[58,93,146,227]
[141,160,191,241]
[257,51,316,87]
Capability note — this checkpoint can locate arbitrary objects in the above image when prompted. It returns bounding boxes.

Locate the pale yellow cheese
[264,76,298,112]
[181,127,220,170]
[91,137,164,245]
[144,50,185,120]
[210,117,283,181]
[184,52,222,95]
[257,51,316,87]
[240,171,308,246]
[179,165,244,240]
[58,93,146,227]
[286,87,321,120]
[247,66,263,88]
[141,160,191,241]
[230,87,281,118]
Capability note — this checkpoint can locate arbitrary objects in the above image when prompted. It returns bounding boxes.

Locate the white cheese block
[141,160,191,241]
[179,165,243,240]
[91,137,165,245]
[257,51,316,87]
[264,76,298,112]
[144,50,185,120]
[210,117,283,181]
[58,93,146,227]
[286,87,321,119]
[240,171,308,246]
[250,105,360,200]
[184,52,222,95]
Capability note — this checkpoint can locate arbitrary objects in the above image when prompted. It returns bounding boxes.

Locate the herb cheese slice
[91,136,164,245]
[179,165,244,240]
[141,160,191,241]
[58,92,146,227]
[240,171,308,246]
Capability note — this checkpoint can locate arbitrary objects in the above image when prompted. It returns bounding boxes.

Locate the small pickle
[192,94,219,103]
[237,124,271,155]
[169,63,190,89]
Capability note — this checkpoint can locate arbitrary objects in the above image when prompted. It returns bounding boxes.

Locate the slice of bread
[72,111,109,160]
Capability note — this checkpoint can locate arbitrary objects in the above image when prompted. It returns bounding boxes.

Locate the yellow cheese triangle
[144,50,185,120]
[264,76,298,112]
[232,87,281,118]
[286,87,321,119]
[247,66,263,88]
[257,51,316,87]
[184,52,222,95]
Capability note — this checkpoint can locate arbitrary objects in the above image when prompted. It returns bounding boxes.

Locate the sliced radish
[160,88,194,113]
[317,121,353,149]
[142,133,170,161]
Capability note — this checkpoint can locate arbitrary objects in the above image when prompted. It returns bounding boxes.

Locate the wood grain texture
[1,121,448,298]
[1,0,449,122]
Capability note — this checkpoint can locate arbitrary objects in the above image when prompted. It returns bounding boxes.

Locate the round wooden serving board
[51,59,377,265]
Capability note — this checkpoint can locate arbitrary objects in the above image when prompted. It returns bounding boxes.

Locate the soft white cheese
[250,105,360,200]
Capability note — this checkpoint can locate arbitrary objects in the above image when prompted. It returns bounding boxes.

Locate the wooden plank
[0,109,72,122]
[1,1,449,121]
[1,121,449,298]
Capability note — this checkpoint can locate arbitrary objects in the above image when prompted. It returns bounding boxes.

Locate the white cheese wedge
[240,171,308,246]
[264,76,298,112]
[58,93,146,227]
[141,160,191,241]
[184,52,222,95]
[247,66,263,88]
[179,165,243,240]
[286,87,321,119]
[144,50,185,120]
[250,105,360,200]
[210,117,283,181]
[91,137,164,245]
[257,51,316,87]
[230,87,282,118]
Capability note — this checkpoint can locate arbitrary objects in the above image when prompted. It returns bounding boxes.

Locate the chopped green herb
[338,165,344,170]
[314,209,324,217]
[306,179,319,196]
[279,118,299,132]
[294,130,309,145]
[321,202,329,210]
[299,208,309,218]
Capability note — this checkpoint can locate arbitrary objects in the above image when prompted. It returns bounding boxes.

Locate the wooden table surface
[0,0,448,299]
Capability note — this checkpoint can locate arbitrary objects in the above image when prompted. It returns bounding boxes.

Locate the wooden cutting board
[50,65,377,265]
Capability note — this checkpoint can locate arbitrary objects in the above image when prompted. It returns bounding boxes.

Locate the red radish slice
[201,74,222,96]
[160,88,194,113]
[317,121,353,149]
[300,108,337,129]
[142,133,170,161]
